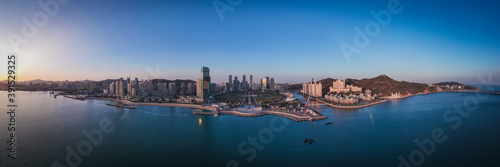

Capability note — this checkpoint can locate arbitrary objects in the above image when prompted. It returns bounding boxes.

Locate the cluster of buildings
[301,76,379,105]
[324,91,377,105]
[196,67,213,101]
[224,75,277,93]
[329,77,362,93]
[302,77,363,98]
[302,80,322,97]
[104,77,196,100]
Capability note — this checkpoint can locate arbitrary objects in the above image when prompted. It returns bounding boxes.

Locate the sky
[0,0,499,84]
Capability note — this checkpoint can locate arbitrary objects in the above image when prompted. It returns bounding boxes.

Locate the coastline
[85,97,217,111]
[316,99,388,109]
[84,97,327,122]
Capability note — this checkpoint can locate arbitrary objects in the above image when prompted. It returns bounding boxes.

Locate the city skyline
[1,0,499,84]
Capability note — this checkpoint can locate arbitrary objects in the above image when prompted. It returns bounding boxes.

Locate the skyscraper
[180,83,186,95]
[187,82,193,95]
[250,75,253,90]
[134,78,139,86]
[228,75,233,92]
[262,77,269,90]
[202,67,211,100]
[242,75,247,90]
[196,79,202,98]
[233,76,240,91]
[169,83,176,97]
[270,77,275,89]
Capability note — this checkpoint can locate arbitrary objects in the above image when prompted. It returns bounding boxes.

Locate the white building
[329,77,362,93]
[303,81,322,97]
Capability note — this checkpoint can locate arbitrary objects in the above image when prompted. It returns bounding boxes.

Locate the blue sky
[0,0,499,84]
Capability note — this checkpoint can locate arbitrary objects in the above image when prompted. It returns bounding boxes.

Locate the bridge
[439,89,500,95]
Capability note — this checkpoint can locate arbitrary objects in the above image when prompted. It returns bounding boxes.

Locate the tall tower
[249,75,253,90]
[242,75,247,90]
[202,67,211,101]
[196,79,202,98]
[228,75,233,92]
[270,77,275,89]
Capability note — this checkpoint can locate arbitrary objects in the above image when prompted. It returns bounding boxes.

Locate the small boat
[326,122,333,125]
[309,139,315,142]
[308,141,313,144]
[304,139,308,143]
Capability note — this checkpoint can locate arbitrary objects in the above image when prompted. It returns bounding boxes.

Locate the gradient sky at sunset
[0,0,499,84]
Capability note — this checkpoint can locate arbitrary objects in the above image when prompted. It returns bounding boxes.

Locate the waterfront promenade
[216,110,327,122]
[316,99,388,109]
[85,97,326,122]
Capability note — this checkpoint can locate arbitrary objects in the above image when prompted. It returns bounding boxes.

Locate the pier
[196,110,327,122]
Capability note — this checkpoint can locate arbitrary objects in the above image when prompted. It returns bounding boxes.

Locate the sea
[1,85,500,167]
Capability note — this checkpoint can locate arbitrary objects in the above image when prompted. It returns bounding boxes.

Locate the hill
[349,74,431,96]
[307,74,445,97]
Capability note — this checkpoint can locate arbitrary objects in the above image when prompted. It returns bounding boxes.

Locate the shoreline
[316,99,388,109]
[85,97,217,111]
[85,97,327,122]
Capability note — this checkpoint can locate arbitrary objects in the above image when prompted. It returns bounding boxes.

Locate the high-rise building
[187,82,193,95]
[202,67,211,100]
[225,82,230,93]
[242,75,247,90]
[250,75,253,90]
[118,80,123,97]
[127,83,132,96]
[180,83,186,95]
[210,83,216,93]
[233,76,240,92]
[260,79,263,90]
[87,82,94,92]
[196,79,202,98]
[127,77,130,86]
[169,83,176,97]
[158,83,167,96]
[262,77,269,90]
[134,78,139,86]
[270,77,275,89]
[109,82,115,95]
[303,80,322,97]
[228,75,233,92]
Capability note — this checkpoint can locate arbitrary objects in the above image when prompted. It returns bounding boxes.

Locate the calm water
[1,87,500,167]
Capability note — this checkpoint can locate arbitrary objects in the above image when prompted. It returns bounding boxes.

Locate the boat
[326,122,333,125]
[304,139,308,143]
[286,97,297,102]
